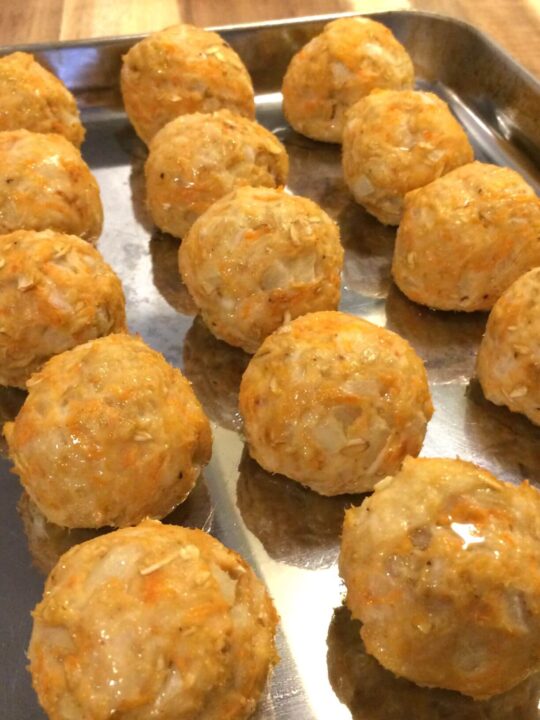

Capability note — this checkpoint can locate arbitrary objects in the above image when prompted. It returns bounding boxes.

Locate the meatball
[145,110,289,238]
[282,17,414,143]
[179,186,343,353]
[477,267,540,425]
[0,52,84,146]
[342,89,473,225]
[339,456,540,699]
[29,519,278,720]
[392,162,540,311]
[0,229,126,388]
[0,129,103,242]
[4,334,212,528]
[239,311,433,495]
[121,24,255,145]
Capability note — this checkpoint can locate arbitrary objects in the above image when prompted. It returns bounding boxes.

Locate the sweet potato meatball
[5,334,212,528]
[339,457,540,699]
[29,519,278,720]
[179,187,343,352]
[477,268,540,425]
[146,110,289,238]
[239,311,433,495]
[342,89,473,225]
[121,24,255,145]
[0,52,84,146]
[393,162,540,311]
[0,129,103,242]
[0,229,126,388]
[282,17,414,143]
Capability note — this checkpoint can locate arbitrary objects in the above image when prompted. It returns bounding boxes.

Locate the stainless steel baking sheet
[2,11,540,720]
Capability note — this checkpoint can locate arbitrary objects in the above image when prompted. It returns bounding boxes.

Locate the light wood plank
[0,0,538,79]
[59,0,180,40]
[0,0,64,46]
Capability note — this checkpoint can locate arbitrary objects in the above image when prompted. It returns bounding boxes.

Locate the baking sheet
[2,11,540,719]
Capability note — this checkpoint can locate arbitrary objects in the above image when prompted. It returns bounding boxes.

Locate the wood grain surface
[0,0,539,79]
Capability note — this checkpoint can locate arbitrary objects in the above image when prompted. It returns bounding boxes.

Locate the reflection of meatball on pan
[29,519,278,720]
[340,456,540,698]
[0,129,103,242]
[179,186,343,353]
[150,231,198,315]
[0,385,26,456]
[18,492,101,576]
[121,24,255,145]
[477,268,540,425]
[282,17,414,143]
[5,334,212,528]
[0,52,84,146]
[145,110,288,238]
[327,605,540,720]
[393,163,540,311]
[236,449,353,569]
[0,229,126,389]
[342,90,473,225]
[183,317,249,431]
[385,285,486,384]
[239,311,432,495]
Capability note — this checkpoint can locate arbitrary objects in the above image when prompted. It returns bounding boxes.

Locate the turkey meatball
[339,456,540,699]
[392,162,540,310]
[0,229,125,388]
[0,52,84,146]
[282,17,414,143]
[121,24,255,145]
[145,110,289,238]
[29,519,278,720]
[0,129,103,242]
[5,334,212,528]
[342,89,473,225]
[477,267,540,425]
[179,186,343,353]
[239,311,433,495]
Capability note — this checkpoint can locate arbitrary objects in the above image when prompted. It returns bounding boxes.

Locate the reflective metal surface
[2,11,540,720]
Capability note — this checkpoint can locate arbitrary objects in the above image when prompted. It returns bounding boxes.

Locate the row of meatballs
[1,16,540,720]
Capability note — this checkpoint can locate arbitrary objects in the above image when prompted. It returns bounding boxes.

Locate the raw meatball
[0,129,103,242]
[4,334,212,528]
[0,52,84,146]
[121,24,255,145]
[392,162,540,310]
[0,229,126,388]
[179,186,343,352]
[339,456,540,698]
[477,267,540,425]
[239,311,433,495]
[342,89,473,225]
[145,109,289,238]
[29,519,278,720]
[282,17,414,143]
